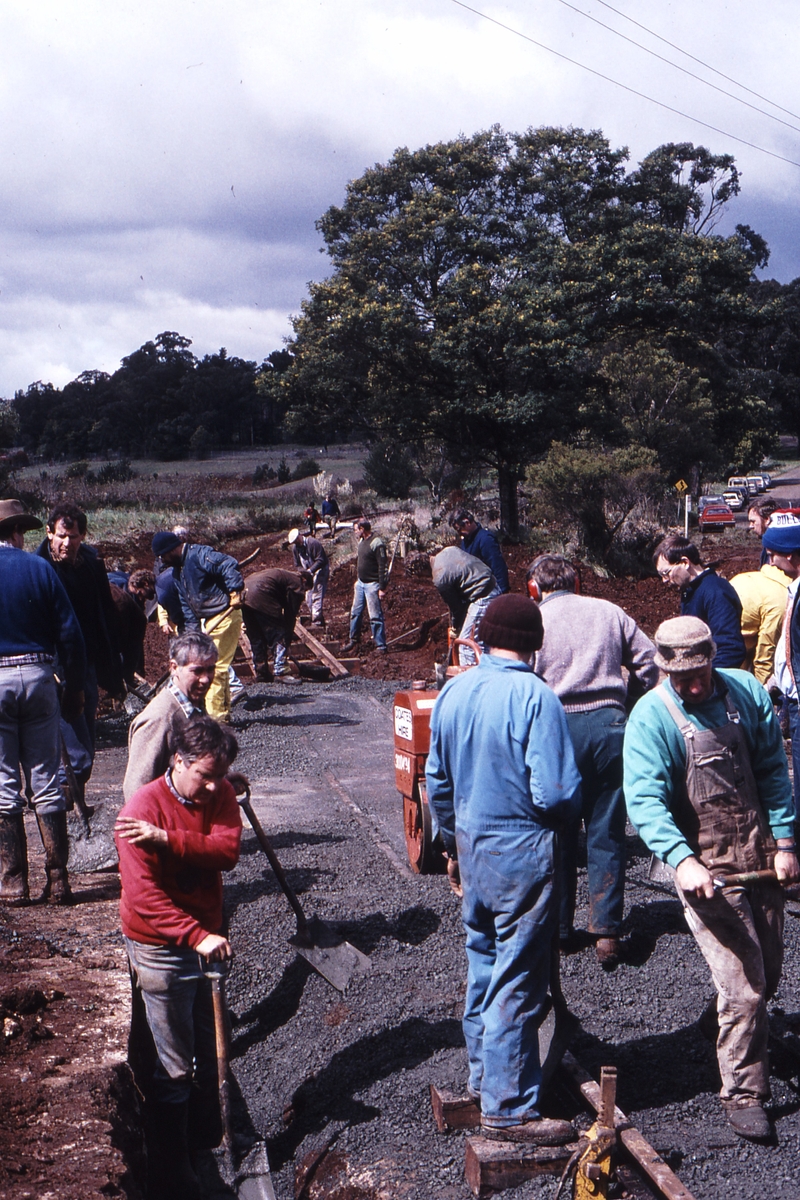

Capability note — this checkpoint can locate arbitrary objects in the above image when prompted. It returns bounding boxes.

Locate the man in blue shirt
[653,534,745,669]
[0,499,86,905]
[426,594,580,1143]
[450,510,510,594]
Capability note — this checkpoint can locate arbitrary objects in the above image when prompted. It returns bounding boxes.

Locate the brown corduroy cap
[653,616,716,673]
[0,499,43,534]
[477,594,544,653]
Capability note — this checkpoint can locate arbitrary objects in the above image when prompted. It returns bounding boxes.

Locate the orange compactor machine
[393,681,447,875]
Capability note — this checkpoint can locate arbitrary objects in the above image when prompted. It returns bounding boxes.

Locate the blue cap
[762,524,800,554]
[151,531,183,557]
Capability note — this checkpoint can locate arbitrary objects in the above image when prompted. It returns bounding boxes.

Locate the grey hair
[168,631,218,665]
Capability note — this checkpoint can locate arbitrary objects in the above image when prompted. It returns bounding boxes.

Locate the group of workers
[3,483,800,1190]
[426,497,800,1149]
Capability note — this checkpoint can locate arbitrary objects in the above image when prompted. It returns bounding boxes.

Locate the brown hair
[653,534,702,568]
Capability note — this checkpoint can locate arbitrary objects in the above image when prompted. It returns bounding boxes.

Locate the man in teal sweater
[623,616,798,1142]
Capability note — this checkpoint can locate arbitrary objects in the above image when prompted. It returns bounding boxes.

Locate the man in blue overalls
[624,616,799,1141]
[426,594,581,1142]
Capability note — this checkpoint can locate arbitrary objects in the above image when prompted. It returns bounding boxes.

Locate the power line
[447,0,800,170]
[553,0,800,136]
[591,0,800,124]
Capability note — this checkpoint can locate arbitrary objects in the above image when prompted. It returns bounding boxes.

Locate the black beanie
[477,594,543,653]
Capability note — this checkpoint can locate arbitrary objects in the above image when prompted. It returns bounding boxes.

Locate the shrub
[277,457,291,484]
[291,457,321,480]
[364,442,416,498]
[95,460,136,484]
[252,463,277,486]
[66,460,90,478]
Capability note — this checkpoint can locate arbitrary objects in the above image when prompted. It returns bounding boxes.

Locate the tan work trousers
[201,606,242,723]
[680,882,783,1103]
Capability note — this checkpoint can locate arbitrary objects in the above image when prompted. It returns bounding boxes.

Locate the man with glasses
[653,535,745,669]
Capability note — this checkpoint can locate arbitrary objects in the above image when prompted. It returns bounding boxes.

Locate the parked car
[698,502,736,531]
[758,471,773,489]
[722,489,746,511]
[728,475,751,494]
[747,475,766,493]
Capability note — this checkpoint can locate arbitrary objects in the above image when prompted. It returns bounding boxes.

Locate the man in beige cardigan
[122,632,217,800]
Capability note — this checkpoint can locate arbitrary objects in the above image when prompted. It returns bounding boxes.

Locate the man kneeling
[115,717,242,1199]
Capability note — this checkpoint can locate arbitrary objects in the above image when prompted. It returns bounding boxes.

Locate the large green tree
[280,128,770,532]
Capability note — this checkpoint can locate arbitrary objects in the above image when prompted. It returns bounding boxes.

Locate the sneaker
[595,936,621,969]
[723,1101,772,1142]
[480,1117,576,1145]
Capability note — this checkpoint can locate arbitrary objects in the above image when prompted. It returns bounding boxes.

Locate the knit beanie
[151,531,183,556]
[653,616,716,673]
[477,594,544,653]
[762,523,800,555]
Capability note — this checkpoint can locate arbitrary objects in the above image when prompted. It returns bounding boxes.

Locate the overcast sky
[1,0,798,396]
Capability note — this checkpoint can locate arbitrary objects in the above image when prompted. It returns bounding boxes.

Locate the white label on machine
[394,705,413,741]
[395,752,411,773]
[415,698,437,710]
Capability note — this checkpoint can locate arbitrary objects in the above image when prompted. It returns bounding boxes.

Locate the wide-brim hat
[0,498,42,534]
[653,616,716,673]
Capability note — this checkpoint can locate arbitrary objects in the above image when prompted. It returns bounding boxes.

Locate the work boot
[481,1117,576,1144]
[188,1083,223,1151]
[35,811,72,905]
[723,1099,772,1142]
[146,1100,202,1200]
[0,813,29,906]
[341,640,358,654]
[595,936,621,969]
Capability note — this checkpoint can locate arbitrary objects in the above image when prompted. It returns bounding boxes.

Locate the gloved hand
[61,689,85,722]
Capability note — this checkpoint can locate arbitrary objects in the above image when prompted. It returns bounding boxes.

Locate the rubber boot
[0,813,29,905]
[146,1100,203,1200]
[188,1081,223,1151]
[35,811,72,905]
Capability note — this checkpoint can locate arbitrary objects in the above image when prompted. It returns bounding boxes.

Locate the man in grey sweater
[122,632,217,800]
[527,554,658,966]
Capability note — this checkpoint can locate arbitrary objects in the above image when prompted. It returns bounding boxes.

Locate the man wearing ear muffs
[527,554,658,968]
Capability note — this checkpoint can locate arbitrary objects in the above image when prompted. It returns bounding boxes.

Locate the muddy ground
[3,495,799,1200]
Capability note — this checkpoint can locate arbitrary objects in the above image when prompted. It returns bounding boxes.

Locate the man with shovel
[115,716,241,1200]
[624,616,799,1142]
[426,594,581,1143]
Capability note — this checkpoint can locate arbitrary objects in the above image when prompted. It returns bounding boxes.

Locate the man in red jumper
[115,717,241,1200]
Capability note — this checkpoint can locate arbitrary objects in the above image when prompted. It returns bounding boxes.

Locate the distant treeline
[9,332,293,461]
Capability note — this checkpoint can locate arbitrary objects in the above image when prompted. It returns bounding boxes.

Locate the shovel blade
[291,917,370,992]
[647,853,676,886]
[236,1142,276,1200]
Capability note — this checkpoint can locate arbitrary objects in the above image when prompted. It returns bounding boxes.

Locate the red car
[698,502,735,531]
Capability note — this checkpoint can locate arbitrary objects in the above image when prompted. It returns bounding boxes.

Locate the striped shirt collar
[167,677,204,719]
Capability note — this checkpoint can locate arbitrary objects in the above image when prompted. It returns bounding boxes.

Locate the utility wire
[447,0,800,170]
[591,0,800,124]
[553,0,800,136]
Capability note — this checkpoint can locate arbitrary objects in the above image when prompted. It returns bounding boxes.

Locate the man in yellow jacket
[730,563,791,685]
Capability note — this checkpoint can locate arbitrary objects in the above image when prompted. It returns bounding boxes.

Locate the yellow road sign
[674,479,688,494]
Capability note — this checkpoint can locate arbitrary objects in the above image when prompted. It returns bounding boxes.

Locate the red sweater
[116,775,242,949]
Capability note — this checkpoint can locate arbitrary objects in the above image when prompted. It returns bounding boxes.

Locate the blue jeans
[458,824,555,1125]
[458,588,502,666]
[0,663,64,816]
[561,707,627,937]
[125,938,217,1106]
[349,580,386,648]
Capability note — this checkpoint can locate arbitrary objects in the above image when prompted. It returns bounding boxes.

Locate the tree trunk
[497,465,520,538]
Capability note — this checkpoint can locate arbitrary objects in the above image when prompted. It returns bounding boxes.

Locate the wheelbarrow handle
[237,790,310,940]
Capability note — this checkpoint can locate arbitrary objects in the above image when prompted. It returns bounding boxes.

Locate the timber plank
[294,624,349,677]
[430,1084,480,1132]
[559,1052,696,1200]
[464,1136,578,1196]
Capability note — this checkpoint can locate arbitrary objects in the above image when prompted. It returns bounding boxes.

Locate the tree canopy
[274,126,774,532]
[12,332,276,460]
